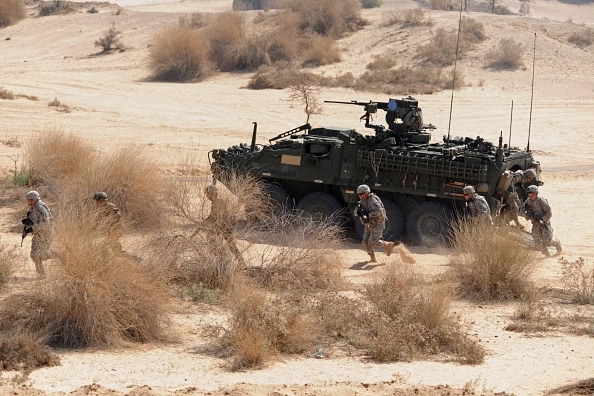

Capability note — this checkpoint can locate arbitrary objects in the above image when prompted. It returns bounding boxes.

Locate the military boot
[555,240,563,255]
[368,253,377,263]
[385,241,395,256]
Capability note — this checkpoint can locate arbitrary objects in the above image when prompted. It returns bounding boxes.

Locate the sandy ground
[1,0,594,394]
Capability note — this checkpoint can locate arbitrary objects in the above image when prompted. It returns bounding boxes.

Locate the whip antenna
[527,33,536,151]
[447,0,463,146]
[508,100,513,153]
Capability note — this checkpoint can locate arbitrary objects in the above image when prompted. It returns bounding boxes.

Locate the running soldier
[24,190,53,276]
[520,185,562,257]
[354,184,395,263]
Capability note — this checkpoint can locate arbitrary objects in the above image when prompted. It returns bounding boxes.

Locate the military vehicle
[209,97,542,246]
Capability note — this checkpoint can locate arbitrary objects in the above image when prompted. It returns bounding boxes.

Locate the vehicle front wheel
[406,201,453,247]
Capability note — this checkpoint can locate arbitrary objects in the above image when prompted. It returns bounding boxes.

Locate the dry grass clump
[568,28,594,48]
[354,65,461,94]
[205,12,246,72]
[301,35,341,67]
[384,8,432,26]
[485,38,525,70]
[0,0,26,27]
[0,244,19,289]
[149,26,213,82]
[560,257,594,304]
[461,17,486,43]
[549,378,594,395]
[38,0,75,16]
[0,332,59,371]
[95,24,124,53]
[286,0,366,37]
[220,280,322,370]
[0,86,15,99]
[0,206,170,348]
[248,64,319,89]
[416,27,468,67]
[449,219,538,301]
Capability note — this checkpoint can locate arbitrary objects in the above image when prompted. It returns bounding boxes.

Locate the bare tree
[286,78,323,124]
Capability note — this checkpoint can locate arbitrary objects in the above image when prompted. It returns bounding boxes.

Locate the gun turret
[325,97,424,132]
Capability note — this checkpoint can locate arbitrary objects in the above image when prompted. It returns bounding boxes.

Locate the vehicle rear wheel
[406,201,453,247]
[354,198,405,242]
[296,192,346,227]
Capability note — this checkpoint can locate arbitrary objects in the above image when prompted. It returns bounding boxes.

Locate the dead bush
[353,65,461,95]
[286,0,366,37]
[416,28,464,67]
[0,0,26,26]
[485,38,524,70]
[461,17,486,43]
[366,55,395,70]
[0,244,20,289]
[301,35,341,67]
[0,205,170,348]
[428,0,456,10]
[205,12,245,71]
[0,332,59,371]
[248,63,319,89]
[95,23,124,53]
[149,26,213,82]
[0,86,15,99]
[38,0,75,16]
[568,28,594,48]
[384,8,431,26]
[47,97,71,112]
[449,218,538,300]
[560,257,594,304]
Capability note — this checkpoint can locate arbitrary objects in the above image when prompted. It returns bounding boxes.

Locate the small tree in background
[95,24,124,53]
[286,77,323,124]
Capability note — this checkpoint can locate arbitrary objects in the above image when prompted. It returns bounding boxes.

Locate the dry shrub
[428,0,456,10]
[38,0,75,16]
[485,38,524,70]
[286,0,365,37]
[366,55,395,70]
[354,65,460,95]
[221,279,321,370]
[0,0,26,26]
[247,63,324,89]
[47,97,71,112]
[416,28,465,67]
[95,23,124,53]
[365,264,485,364]
[0,86,15,99]
[384,8,431,26]
[0,205,170,348]
[449,219,538,300]
[301,35,341,67]
[560,257,594,304]
[0,244,19,288]
[205,12,245,71]
[26,130,94,189]
[245,212,345,291]
[0,332,59,371]
[568,28,594,48]
[149,26,213,82]
[461,17,486,43]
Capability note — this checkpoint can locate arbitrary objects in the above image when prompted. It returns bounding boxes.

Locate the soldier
[202,184,244,265]
[353,184,395,263]
[24,190,53,276]
[521,185,562,257]
[463,185,492,224]
[93,191,123,251]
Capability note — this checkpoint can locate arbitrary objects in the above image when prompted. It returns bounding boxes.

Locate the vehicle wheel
[354,198,405,242]
[263,183,294,214]
[296,192,346,227]
[406,201,453,247]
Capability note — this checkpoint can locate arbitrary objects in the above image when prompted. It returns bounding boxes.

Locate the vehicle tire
[406,201,453,247]
[296,192,346,227]
[263,183,294,214]
[354,198,405,242]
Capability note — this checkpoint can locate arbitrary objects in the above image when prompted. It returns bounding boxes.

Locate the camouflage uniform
[26,192,53,276]
[94,192,123,252]
[355,185,394,262]
[520,188,562,256]
[463,186,492,224]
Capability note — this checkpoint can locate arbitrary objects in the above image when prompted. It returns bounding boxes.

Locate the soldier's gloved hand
[21,218,34,226]
[353,209,359,217]
[25,227,33,234]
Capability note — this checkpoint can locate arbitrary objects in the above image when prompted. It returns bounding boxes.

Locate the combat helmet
[462,186,475,194]
[526,185,539,194]
[357,184,371,194]
[523,168,537,181]
[93,192,108,201]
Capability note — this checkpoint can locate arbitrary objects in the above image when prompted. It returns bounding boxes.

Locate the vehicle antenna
[508,100,513,154]
[447,0,463,146]
[527,33,536,151]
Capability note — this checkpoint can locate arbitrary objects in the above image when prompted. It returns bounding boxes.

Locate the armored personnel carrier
[209,97,541,246]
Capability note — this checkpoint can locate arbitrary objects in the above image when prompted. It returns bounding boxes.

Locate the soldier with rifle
[520,185,562,257]
[353,184,395,263]
[463,185,492,224]
[22,190,53,276]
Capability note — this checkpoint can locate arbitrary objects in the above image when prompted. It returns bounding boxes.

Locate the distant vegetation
[568,27,593,48]
[0,0,25,26]
[485,37,525,70]
[94,24,124,53]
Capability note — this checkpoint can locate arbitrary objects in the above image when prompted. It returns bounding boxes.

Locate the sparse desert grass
[0,86,15,99]
[286,0,366,37]
[47,97,71,113]
[0,245,19,289]
[0,205,170,348]
[149,26,213,82]
[568,28,594,48]
[485,38,525,70]
[38,0,75,16]
[248,64,317,89]
[461,17,486,43]
[384,8,432,26]
[95,23,124,53]
[416,27,468,67]
[449,219,538,300]
[0,0,26,27]
[301,35,341,67]
[560,257,594,304]
[0,332,59,371]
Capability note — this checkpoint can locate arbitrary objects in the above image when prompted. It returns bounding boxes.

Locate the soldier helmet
[356,184,371,194]
[93,192,108,201]
[205,184,218,195]
[526,185,539,194]
[26,190,40,200]
[462,186,475,195]
[523,168,537,181]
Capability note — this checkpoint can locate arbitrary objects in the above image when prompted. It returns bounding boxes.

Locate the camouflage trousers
[361,220,388,254]
[31,229,53,275]
[531,221,556,250]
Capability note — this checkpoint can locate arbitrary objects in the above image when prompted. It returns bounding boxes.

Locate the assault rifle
[355,202,369,223]
[524,203,546,228]
[20,214,34,247]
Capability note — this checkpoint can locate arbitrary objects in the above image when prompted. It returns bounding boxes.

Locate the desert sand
[1,0,593,394]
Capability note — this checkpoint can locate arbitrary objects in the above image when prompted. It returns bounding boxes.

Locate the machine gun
[325,97,425,132]
[20,214,34,247]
